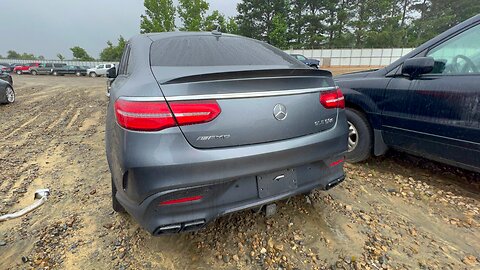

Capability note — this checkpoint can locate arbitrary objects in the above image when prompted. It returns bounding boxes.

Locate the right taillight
[320,88,345,109]
[114,99,221,131]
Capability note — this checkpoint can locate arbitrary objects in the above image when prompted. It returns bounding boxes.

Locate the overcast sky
[0,0,240,59]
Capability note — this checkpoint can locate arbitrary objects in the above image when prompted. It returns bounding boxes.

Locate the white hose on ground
[0,190,49,222]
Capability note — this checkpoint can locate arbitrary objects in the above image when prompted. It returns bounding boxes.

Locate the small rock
[260,247,267,254]
[293,234,303,241]
[305,196,312,205]
[463,255,478,266]
[361,214,371,222]
[0,240,6,246]
[222,255,230,263]
[274,244,284,251]
[21,256,29,263]
[345,205,353,211]
[232,255,239,262]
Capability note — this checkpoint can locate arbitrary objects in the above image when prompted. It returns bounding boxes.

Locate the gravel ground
[0,71,479,270]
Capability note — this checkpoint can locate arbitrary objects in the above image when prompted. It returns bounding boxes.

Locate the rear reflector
[320,88,345,109]
[329,158,345,167]
[114,99,221,131]
[159,195,203,206]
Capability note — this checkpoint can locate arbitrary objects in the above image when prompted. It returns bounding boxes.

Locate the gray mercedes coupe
[105,31,348,235]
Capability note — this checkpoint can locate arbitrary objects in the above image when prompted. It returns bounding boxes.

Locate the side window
[46,63,53,68]
[118,44,130,75]
[427,24,480,75]
[106,64,112,68]
[98,65,104,69]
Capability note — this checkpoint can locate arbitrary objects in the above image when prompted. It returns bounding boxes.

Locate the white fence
[2,48,415,68]
[286,48,414,66]
[0,59,119,68]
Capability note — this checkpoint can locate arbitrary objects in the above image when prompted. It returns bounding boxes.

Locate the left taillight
[320,88,345,109]
[114,99,221,132]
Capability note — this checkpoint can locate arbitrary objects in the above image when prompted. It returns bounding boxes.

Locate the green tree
[268,14,288,48]
[100,36,127,61]
[70,46,94,61]
[178,0,209,31]
[7,50,21,59]
[288,0,307,48]
[57,54,65,61]
[409,0,480,46]
[236,0,289,43]
[203,10,226,31]
[225,17,239,34]
[140,0,176,33]
[20,53,37,60]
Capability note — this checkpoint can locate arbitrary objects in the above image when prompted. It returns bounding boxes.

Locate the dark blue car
[290,54,320,69]
[335,15,480,173]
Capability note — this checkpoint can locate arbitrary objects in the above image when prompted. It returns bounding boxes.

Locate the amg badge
[196,135,231,141]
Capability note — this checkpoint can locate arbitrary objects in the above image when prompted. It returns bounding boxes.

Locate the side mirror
[402,57,434,78]
[107,67,117,78]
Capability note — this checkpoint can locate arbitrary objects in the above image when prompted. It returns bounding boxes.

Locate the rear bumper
[117,161,345,235]
[108,112,348,234]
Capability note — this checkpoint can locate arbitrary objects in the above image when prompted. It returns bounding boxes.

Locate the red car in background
[13,63,39,75]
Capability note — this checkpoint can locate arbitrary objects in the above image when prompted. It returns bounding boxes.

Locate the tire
[31,70,38,75]
[90,72,97,78]
[16,70,22,75]
[111,177,126,213]
[4,86,15,104]
[75,71,81,77]
[53,71,58,76]
[345,108,372,163]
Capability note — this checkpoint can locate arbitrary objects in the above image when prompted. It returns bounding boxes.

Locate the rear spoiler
[162,68,332,85]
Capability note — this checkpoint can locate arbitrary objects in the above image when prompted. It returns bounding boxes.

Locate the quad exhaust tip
[154,219,206,235]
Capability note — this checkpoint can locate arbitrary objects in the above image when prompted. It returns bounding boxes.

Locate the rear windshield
[150,35,300,67]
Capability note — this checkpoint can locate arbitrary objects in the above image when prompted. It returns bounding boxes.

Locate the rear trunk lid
[154,68,339,149]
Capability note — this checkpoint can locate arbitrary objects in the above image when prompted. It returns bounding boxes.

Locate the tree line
[2,0,478,62]
[1,37,126,62]
[140,0,480,50]
[234,0,480,49]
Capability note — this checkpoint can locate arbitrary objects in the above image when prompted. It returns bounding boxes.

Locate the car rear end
[106,33,347,235]
[0,64,12,73]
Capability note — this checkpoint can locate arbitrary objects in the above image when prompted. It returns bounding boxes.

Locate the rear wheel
[75,71,81,76]
[31,70,38,75]
[90,72,97,78]
[53,71,58,76]
[16,70,22,75]
[345,108,372,163]
[111,177,126,213]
